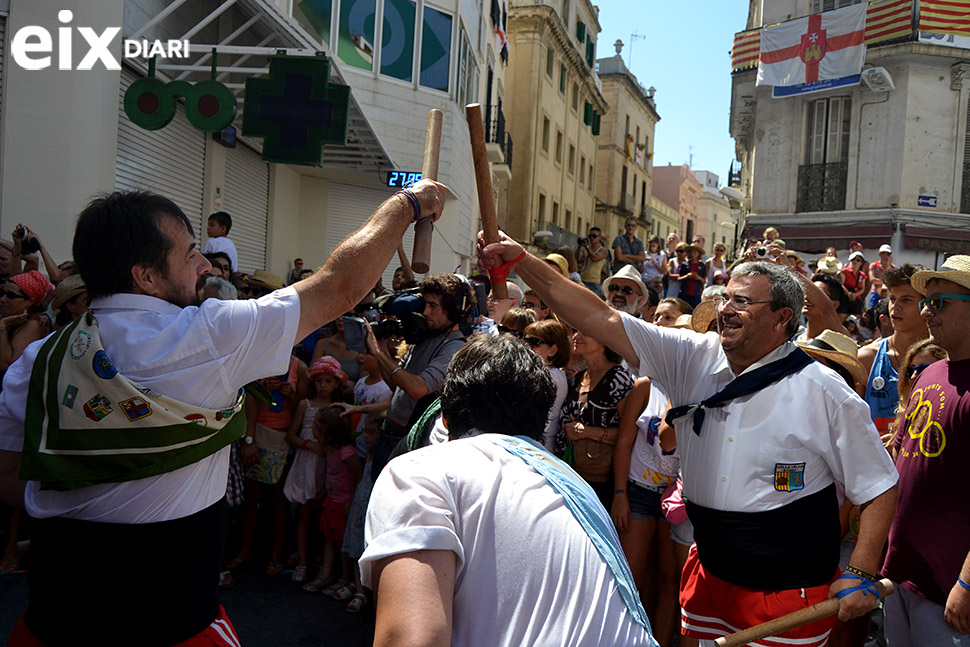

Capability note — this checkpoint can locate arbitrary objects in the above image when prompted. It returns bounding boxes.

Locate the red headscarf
[10,270,54,305]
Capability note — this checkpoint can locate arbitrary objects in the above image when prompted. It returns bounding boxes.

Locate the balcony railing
[796,162,848,212]
[484,103,513,167]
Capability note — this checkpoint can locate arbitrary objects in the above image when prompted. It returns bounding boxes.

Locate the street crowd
[0,180,967,647]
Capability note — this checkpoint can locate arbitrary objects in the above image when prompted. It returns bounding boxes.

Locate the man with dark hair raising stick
[479,231,897,647]
[0,180,446,646]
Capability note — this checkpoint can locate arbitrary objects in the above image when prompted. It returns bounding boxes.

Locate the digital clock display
[387,171,422,188]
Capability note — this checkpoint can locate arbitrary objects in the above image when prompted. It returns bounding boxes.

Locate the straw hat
[816,256,842,274]
[543,253,569,277]
[671,314,694,329]
[243,270,285,292]
[911,254,970,295]
[602,264,647,298]
[686,244,706,256]
[51,274,87,311]
[690,299,718,334]
[795,329,867,388]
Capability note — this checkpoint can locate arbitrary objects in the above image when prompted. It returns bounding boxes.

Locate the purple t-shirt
[882,358,970,605]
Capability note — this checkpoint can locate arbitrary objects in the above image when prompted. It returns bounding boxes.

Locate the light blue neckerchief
[486,434,653,632]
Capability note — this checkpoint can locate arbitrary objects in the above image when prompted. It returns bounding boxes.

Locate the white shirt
[629,382,679,488]
[0,288,300,523]
[361,435,655,647]
[620,315,898,513]
[203,237,239,272]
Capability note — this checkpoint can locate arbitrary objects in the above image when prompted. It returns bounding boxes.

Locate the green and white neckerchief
[20,313,246,491]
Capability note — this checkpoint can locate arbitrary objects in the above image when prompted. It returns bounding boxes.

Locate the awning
[903,226,970,254]
[743,224,892,254]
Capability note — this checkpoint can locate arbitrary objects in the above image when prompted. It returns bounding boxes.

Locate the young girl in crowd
[303,407,362,598]
[340,412,384,613]
[283,356,346,584]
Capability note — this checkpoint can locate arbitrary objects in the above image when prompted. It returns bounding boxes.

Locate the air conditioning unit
[862,67,895,92]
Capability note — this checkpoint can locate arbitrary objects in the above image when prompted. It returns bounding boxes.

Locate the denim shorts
[627,480,665,521]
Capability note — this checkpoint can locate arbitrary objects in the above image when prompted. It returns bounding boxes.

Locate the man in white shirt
[361,335,658,647]
[478,232,898,647]
[0,181,446,646]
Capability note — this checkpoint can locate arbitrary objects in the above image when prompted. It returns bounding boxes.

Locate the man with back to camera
[478,230,898,647]
[363,273,467,478]
[0,180,447,646]
[360,334,659,647]
[882,255,970,645]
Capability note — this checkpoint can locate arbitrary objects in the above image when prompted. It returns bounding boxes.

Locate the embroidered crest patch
[185,413,207,427]
[83,394,113,422]
[92,350,118,379]
[120,397,152,422]
[62,385,79,409]
[69,330,92,360]
[774,462,806,492]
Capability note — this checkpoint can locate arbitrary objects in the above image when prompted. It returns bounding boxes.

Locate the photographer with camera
[364,274,468,477]
[577,227,610,297]
[8,224,73,285]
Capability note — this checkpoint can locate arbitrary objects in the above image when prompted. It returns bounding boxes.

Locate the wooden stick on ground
[714,579,895,647]
[411,109,442,274]
[465,102,506,301]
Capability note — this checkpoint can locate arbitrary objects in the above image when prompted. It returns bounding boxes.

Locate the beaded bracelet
[845,565,880,583]
[394,189,422,222]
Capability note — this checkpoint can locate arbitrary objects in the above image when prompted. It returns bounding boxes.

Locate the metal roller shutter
[222,143,269,273]
[326,183,411,289]
[115,68,206,239]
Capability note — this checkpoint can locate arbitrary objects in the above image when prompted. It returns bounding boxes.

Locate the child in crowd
[303,408,362,597]
[203,211,238,272]
[283,356,345,583]
[340,412,384,613]
[334,352,392,456]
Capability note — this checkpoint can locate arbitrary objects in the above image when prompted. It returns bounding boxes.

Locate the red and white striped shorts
[9,605,241,647]
[680,544,838,647]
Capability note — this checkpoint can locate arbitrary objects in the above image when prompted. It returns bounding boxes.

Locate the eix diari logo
[11,10,190,71]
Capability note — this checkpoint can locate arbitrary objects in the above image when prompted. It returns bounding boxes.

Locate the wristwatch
[243,435,255,445]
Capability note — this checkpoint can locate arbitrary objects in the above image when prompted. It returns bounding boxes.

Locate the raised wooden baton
[465,103,506,300]
[411,109,441,274]
[714,579,894,647]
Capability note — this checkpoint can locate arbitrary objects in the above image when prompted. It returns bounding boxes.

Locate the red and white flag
[757,3,866,87]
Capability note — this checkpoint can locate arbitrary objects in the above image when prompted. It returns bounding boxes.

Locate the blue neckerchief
[665,348,814,435]
[486,435,654,634]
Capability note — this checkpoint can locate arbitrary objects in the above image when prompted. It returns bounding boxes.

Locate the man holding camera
[365,274,467,476]
[577,227,610,296]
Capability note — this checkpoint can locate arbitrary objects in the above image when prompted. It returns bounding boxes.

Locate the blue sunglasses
[918,293,970,311]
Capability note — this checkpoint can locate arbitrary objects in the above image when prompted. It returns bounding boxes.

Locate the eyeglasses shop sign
[11,10,190,71]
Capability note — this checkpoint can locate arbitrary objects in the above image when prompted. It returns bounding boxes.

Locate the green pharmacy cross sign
[242,53,350,166]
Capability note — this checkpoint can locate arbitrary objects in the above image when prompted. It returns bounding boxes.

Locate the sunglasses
[524,336,548,348]
[905,363,932,379]
[588,233,599,239]
[496,325,524,339]
[3,289,27,300]
[523,301,548,310]
[918,293,970,311]
[608,284,637,295]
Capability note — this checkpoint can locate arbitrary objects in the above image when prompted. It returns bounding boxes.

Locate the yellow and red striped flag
[866,0,914,44]
[732,29,761,72]
[920,0,970,37]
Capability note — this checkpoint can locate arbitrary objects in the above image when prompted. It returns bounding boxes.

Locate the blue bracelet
[958,577,970,592]
[836,572,879,599]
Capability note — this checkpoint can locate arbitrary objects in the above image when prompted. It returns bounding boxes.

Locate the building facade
[693,170,734,250]
[593,42,660,246]
[0,0,505,283]
[729,0,970,266]
[652,164,701,242]
[504,0,607,250]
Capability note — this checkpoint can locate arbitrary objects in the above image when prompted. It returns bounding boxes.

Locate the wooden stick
[465,103,506,300]
[714,579,894,647]
[411,109,442,274]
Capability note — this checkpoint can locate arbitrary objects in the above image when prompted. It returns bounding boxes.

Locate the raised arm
[478,231,640,369]
[293,180,447,342]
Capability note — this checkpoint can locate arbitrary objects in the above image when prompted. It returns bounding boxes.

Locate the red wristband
[488,249,527,283]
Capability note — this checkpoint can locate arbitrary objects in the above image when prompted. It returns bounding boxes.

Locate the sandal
[329,584,355,601]
[224,555,252,570]
[321,580,351,597]
[303,575,335,593]
[345,592,367,613]
[218,570,236,590]
[291,565,308,583]
[265,562,284,577]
